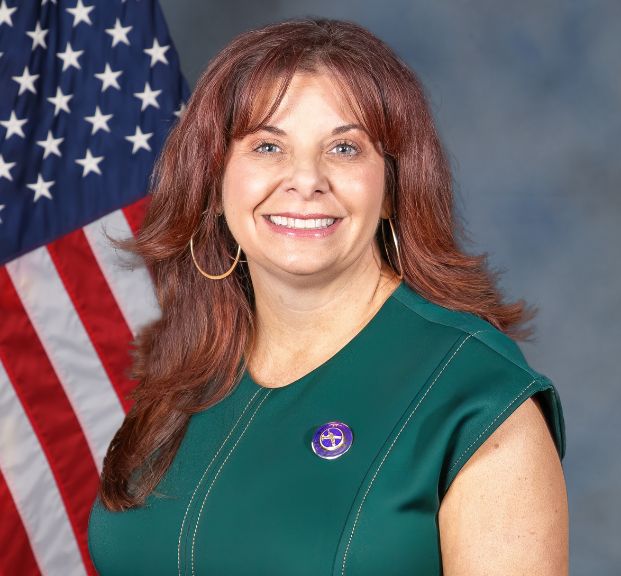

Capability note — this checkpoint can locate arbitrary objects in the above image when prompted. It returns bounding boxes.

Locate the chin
[271,259,338,280]
[282,264,333,277]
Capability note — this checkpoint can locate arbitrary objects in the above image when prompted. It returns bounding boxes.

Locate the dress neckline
[243,279,405,391]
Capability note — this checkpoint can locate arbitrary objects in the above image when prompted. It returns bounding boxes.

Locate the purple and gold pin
[311,421,353,460]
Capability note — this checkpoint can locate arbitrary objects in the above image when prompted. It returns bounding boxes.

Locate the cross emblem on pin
[320,427,345,450]
[312,421,353,460]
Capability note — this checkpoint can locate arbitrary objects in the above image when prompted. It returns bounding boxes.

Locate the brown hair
[99,17,536,511]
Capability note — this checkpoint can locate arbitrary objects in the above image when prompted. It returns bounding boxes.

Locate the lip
[262,214,343,238]
[264,212,339,219]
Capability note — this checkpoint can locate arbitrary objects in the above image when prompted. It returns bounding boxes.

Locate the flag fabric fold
[0,1,190,573]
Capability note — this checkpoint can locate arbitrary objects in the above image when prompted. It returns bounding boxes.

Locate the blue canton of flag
[0,0,190,265]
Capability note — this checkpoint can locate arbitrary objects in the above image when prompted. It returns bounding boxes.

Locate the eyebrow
[255,123,368,137]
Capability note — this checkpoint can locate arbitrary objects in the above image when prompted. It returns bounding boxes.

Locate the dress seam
[390,292,541,382]
[445,377,539,478]
[338,331,483,575]
[189,388,273,576]
[444,374,564,488]
[177,386,265,576]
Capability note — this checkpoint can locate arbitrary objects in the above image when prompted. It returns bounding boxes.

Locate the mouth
[263,214,342,230]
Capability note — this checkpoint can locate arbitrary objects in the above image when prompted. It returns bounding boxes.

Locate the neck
[245,248,401,384]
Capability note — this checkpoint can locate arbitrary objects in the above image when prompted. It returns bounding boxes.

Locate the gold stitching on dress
[340,331,484,575]
[190,389,273,576]
[446,377,538,475]
[177,387,263,576]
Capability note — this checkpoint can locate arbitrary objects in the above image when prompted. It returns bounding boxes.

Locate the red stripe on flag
[48,230,136,412]
[122,195,151,236]
[0,469,41,576]
[0,267,98,576]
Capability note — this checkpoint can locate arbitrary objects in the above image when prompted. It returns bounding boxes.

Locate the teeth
[268,215,336,229]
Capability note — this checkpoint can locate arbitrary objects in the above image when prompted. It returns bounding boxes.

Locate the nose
[283,155,330,198]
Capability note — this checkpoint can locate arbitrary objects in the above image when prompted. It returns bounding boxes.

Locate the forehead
[248,71,361,129]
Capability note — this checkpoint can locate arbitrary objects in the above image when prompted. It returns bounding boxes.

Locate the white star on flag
[57,42,84,72]
[12,66,39,95]
[144,39,170,67]
[174,102,187,118]
[47,87,73,116]
[0,204,4,224]
[0,154,17,181]
[0,0,17,27]
[75,148,104,177]
[94,63,122,92]
[27,174,55,202]
[66,0,94,28]
[27,21,49,50]
[84,106,113,135]
[125,126,153,154]
[133,82,161,111]
[0,111,27,139]
[105,17,132,47]
[36,131,64,159]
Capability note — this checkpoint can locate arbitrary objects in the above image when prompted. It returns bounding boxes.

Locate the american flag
[0,0,189,573]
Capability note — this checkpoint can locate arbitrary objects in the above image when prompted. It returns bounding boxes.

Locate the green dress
[88,280,566,575]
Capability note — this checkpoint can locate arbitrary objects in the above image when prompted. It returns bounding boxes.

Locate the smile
[263,215,343,238]
[267,215,336,229]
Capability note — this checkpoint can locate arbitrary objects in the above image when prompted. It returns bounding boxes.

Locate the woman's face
[221,71,390,285]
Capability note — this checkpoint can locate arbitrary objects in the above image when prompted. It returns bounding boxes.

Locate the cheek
[343,167,385,218]
[222,163,266,216]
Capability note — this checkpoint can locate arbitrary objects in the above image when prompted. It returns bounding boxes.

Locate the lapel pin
[311,421,353,460]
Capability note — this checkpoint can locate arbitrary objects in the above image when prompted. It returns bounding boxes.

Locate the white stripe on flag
[0,359,87,576]
[6,248,125,471]
[84,208,161,337]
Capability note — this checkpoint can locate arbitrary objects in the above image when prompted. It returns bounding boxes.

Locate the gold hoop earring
[189,232,241,280]
[381,216,404,280]
[213,209,247,263]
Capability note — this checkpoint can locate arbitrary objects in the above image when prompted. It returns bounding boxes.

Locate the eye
[252,139,360,156]
[253,141,281,154]
[330,140,360,156]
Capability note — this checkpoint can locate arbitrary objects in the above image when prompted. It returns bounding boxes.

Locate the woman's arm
[438,396,569,575]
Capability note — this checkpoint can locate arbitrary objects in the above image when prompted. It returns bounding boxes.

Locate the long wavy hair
[99,17,537,511]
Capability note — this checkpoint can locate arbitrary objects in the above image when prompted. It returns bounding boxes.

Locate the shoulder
[390,281,567,496]
[389,283,568,573]
[391,280,532,372]
[437,394,569,575]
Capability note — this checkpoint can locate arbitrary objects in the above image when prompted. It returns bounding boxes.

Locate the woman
[88,17,568,575]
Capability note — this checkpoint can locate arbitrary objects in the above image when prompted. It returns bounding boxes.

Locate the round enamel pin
[311,421,353,460]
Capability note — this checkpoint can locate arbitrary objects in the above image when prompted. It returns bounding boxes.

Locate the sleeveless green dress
[88,280,566,575]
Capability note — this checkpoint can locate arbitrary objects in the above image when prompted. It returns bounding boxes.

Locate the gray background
[160,1,620,573]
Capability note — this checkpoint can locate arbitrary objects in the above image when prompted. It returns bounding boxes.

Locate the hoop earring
[189,232,241,280]
[214,209,247,262]
[381,216,404,280]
